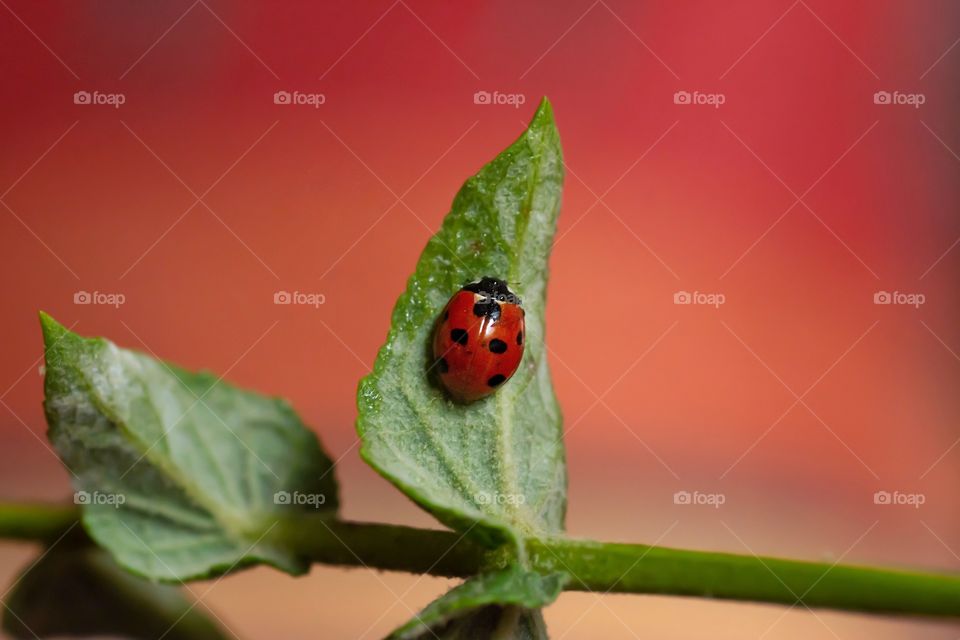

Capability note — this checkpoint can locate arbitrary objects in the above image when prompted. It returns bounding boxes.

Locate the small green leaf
[41,313,338,581]
[389,566,567,640]
[3,544,231,640]
[393,607,548,640]
[357,98,567,546]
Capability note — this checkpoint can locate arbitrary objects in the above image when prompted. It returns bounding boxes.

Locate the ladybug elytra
[432,277,525,403]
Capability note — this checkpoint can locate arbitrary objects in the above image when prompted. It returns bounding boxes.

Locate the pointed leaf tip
[38,312,65,346]
[534,96,554,119]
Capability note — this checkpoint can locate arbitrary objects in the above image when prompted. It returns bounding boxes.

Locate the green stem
[0,502,78,542]
[3,502,959,618]
[527,537,960,618]
[274,517,485,577]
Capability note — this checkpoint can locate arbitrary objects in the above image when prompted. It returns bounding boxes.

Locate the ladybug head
[462,276,521,306]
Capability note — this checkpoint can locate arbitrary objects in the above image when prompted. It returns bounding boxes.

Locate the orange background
[1,1,959,638]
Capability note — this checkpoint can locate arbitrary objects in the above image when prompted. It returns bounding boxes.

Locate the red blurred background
[1,1,959,637]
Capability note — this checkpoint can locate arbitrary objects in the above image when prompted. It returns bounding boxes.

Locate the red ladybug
[433,277,525,403]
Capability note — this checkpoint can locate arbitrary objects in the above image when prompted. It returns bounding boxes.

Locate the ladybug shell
[433,290,525,403]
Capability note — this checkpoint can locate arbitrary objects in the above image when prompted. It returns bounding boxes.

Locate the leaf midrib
[495,122,556,537]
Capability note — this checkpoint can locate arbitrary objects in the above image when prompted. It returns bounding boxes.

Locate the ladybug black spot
[489,339,507,354]
[437,357,449,374]
[487,374,506,387]
[450,328,468,345]
[516,331,523,346]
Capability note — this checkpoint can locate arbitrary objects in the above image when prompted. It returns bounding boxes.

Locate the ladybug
[432,277,525,403]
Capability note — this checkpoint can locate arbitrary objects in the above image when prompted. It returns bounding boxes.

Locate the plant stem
[527,537,960,618]
[3,502,959,618]
[0,502,78,542]
[275,517,485,577]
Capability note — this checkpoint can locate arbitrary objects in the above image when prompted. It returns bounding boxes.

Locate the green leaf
[357,98,567,547]
[389,566,567,640]
[3,544,231,640]
[40,313,338,582]
[393,607,548,640]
